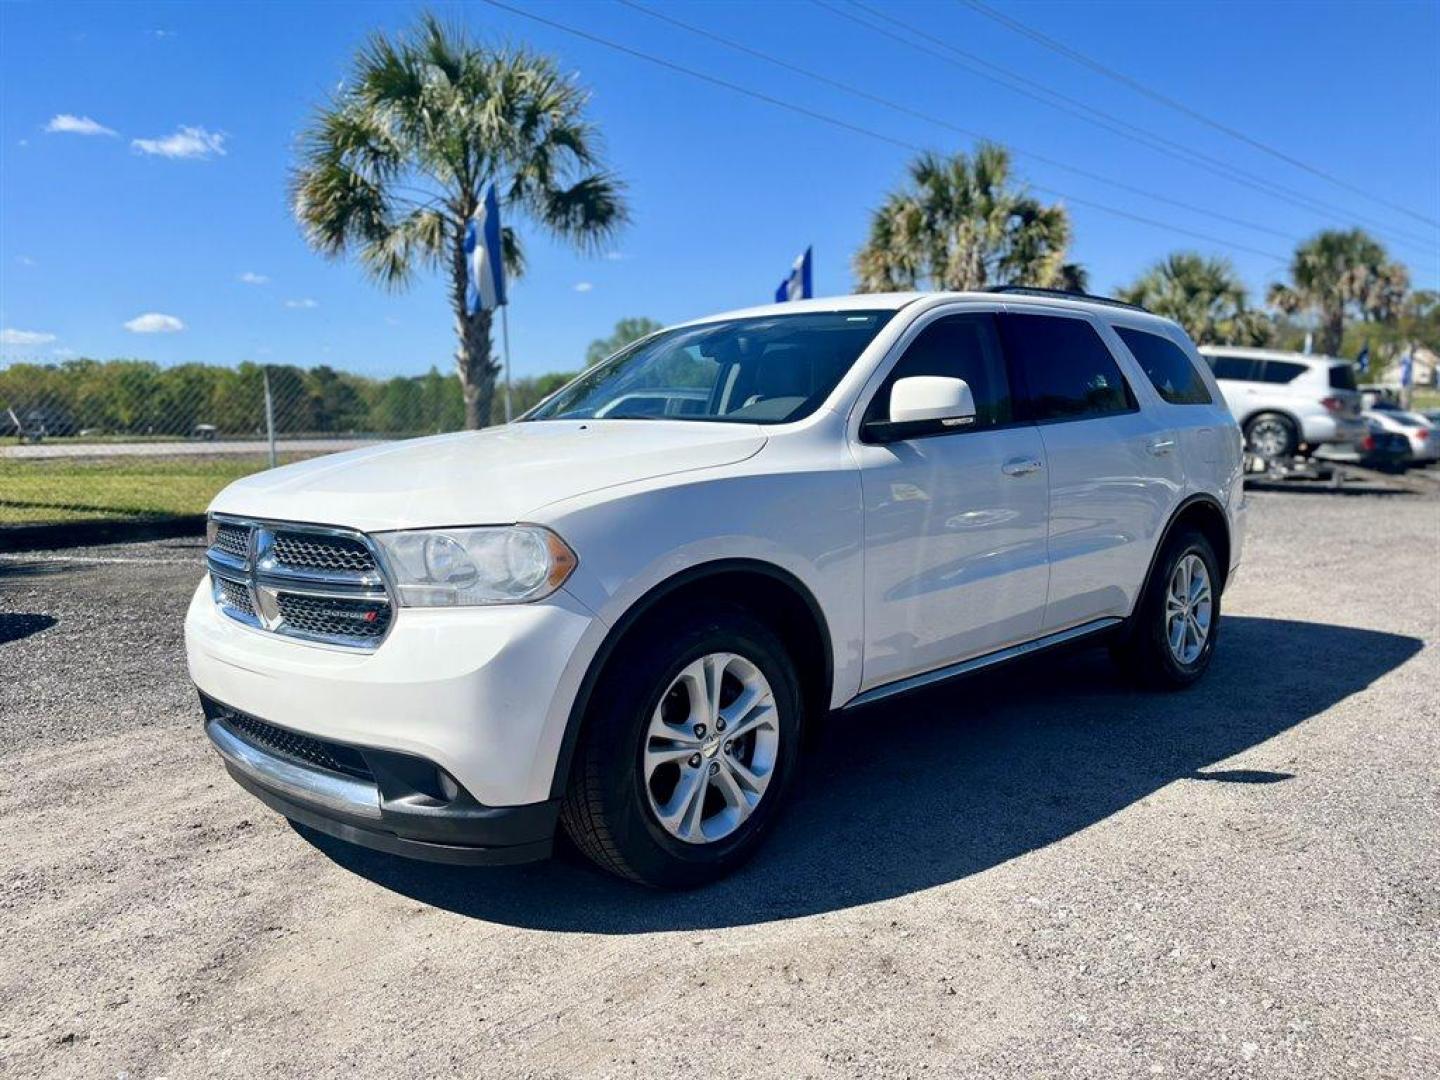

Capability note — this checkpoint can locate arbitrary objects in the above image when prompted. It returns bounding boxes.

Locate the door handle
[1146,438,1176,456]
[1001,457,1043,477]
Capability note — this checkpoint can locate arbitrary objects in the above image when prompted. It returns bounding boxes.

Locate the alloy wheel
[1165,554,1213,665]
[643,652,779,844]
[1248,417,1290,458]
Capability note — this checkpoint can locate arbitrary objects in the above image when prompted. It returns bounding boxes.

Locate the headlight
[373,525,577,607]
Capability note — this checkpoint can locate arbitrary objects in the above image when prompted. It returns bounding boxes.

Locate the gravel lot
[2,479,1437,1079]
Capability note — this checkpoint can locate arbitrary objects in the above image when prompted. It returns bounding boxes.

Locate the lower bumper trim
[200,697,560,866]
[228,766,554,866]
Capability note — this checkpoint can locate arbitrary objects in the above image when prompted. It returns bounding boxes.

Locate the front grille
[214,575,255,617]
[271,532,377,574]
[277,592,392,641]
[213,522,251,561]
[205,517,393,650]
[216,705,373,781]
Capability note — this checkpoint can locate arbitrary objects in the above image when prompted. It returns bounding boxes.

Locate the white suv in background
[187,288,1245,888]
[1198,346,1365,459]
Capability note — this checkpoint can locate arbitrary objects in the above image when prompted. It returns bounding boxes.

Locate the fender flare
[547,558,834,800]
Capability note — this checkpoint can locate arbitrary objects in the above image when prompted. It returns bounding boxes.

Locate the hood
[211,420,767,532]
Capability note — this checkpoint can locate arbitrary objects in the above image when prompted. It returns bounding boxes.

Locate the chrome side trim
[844,617,1123,709]
[205,718,382,821]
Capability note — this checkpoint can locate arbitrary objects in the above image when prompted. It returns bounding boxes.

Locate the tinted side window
[1002,313,1135,422]
[1329,364,1358,391]
[1208,356,1259,381]
[1259,360,1306,384]
[1115,327,1212,405]
[867,313,1012,430]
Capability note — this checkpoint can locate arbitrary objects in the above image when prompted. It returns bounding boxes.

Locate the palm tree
[291,14,628,429]
[1267,229,1409,357]
[1117,252,1272,346]
[854,142,1077,293]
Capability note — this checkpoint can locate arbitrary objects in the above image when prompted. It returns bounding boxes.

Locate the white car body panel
[188,290,1246,829]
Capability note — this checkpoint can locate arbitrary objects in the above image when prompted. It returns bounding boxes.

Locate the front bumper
[203,695,560,864]
[185,577,607,808]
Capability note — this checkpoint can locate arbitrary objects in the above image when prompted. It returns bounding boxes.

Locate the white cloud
[284,298,318,309]
[131,125,226,159]
[53,347,77,358]
[573,282,594,293]
[124,312,185,334]
[0,328,57,346]
[602,252,627,262]
[15,255,37,267]
[238,271,269,285]
[45,114,118,137]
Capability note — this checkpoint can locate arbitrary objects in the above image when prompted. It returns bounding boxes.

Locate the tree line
[0,358,573,438]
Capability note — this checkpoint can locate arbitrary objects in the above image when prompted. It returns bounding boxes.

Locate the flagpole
[500,304,514,423]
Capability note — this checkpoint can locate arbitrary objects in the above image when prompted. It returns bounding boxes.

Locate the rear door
[1001,309,1183,632]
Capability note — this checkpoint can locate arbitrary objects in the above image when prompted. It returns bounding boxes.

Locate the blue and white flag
[464,183,507,315]
[1355,342,1370,374]
[1399,349,1414,388]
[774,246,813,303]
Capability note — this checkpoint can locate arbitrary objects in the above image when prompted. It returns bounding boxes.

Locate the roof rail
[984,285,1149,313]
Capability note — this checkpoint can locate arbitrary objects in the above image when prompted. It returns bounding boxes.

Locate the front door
[854,310,1050,692]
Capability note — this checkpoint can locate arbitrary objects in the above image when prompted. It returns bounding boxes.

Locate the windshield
[526,311,895,424]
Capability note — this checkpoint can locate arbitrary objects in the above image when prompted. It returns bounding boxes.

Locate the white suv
[187,289,1245,887]
[1198,346,1365,458]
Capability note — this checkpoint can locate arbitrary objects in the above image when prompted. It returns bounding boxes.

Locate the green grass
[0,454,305,525]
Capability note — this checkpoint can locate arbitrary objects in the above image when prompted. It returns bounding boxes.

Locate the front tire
[560,607,803,888]
[1112,528,1221,690]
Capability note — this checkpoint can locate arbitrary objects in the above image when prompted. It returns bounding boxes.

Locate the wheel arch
[548,559,834,800]
[1138,493,1233,608]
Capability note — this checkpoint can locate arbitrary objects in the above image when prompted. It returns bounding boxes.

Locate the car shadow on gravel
[301,615,1421,932]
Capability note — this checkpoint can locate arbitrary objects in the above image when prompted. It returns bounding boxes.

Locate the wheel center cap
[701,735,722,758]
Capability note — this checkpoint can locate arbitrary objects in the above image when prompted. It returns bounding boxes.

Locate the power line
[957,0,1440,230]
[617,0,1299,245]
[816,0,1434,254]
[477,0,1288,264]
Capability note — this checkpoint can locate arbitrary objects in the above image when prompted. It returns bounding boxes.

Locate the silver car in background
[1365,405,1439,464]
[1198,346,1365,459]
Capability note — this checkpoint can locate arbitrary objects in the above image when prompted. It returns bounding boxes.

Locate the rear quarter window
[1329,364,1358,391]
[1115,327,1213,405]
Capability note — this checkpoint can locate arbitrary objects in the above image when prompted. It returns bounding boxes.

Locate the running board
[843,617,1123,709]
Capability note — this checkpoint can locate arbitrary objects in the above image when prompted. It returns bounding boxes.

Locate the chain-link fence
[0,356,575,530]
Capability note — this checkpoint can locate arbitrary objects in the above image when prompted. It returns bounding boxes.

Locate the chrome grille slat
[205,515,394,651]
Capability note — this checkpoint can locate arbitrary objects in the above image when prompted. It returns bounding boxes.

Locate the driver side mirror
[890,376,976,424]
[865,376,977,442]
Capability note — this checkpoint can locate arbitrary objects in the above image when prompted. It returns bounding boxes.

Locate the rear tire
[1111,528,1221,690]
[560,607,803,888]
[1243,412,1298,459]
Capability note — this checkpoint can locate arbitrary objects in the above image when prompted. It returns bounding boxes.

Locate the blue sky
[2,0,1436,379]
